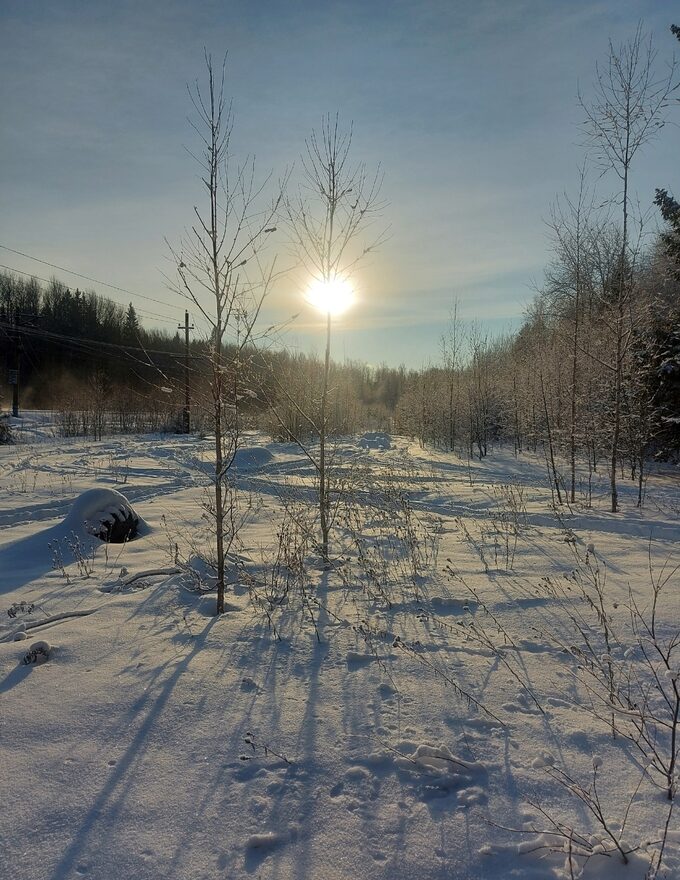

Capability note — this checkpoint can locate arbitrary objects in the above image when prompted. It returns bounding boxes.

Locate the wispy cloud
[1,0,677,366]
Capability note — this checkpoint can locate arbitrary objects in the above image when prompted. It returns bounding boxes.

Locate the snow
[231,445,274,470]
[357,431,392,450]
[0,424,679,879]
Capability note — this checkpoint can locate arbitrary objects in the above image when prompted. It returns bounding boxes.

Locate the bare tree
[440,301,462,453]
[580,24,678,511]
[467,323,496,460]
[284,114,386,563]
[167,54,283,614]
[544,168,603,502]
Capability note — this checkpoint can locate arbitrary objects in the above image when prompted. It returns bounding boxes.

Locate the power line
[135,310,179,326]
[0,319,202,361]
[0,263,180,325]
[0,323,212,396]
[0,245,181,311]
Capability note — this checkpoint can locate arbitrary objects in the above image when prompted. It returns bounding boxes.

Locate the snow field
[0,430,679,879]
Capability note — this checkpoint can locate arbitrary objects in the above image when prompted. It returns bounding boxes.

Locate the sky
[1,0,678,368]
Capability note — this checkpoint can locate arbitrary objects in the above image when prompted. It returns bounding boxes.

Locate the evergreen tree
[124,303,140,343]
[654,189,680,278]
[653,26,680,277]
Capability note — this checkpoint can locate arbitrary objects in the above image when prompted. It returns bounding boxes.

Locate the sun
[305,276,355,316]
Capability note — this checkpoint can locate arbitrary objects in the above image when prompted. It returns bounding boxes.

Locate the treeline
[396,24,680,512]
[2,221,679,505]
[0,273,189,408]
[395,235,680,496]
[0,271,407,435]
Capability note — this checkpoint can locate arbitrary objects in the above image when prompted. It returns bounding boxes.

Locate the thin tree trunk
[611,164,628,514]
[319,311,331,563]
[541,370,562,505]
[570,224,581,504]
[206,69,226,615]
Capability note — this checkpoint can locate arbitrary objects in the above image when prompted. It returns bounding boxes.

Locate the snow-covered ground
[1,420,679,879]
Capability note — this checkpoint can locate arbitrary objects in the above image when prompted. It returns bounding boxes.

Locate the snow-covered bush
[64,488,142,543]
[7,601,35,619]
[22,640,51,665]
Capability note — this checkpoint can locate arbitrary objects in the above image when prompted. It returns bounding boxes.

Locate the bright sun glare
[305,277,355,316]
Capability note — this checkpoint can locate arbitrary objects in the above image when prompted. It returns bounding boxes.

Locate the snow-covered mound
[5,409,58,444]
[231,446,274,470]
[357,431,391,450]
[22,639,51,665]
[63,488,143,543]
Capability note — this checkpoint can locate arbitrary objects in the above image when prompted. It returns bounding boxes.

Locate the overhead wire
[0,255,271,405]
[0,322,217,413]
[0,321,264,412]
[0,247,184,314]
[0,319,207,369]
[0,263,188,329]
[0,256,224,413]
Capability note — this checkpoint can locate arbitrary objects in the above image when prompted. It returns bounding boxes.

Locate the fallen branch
[1,607,102,641]
[121,567,181,586]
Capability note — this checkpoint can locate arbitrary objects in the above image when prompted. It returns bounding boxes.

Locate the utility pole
[9,329,19,417]
[9,312,36,418]
[178,310,194,433]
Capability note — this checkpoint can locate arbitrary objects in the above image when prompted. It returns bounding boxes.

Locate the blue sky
[1,0,678,367]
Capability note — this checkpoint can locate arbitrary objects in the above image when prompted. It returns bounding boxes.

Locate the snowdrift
[231,446,275,470]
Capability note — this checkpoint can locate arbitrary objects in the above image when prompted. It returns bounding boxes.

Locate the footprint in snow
[244,828,296,871]
[346,651,379,669]
[546,696,570,708]
[240,676,261,693]
[501,691,542,715]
